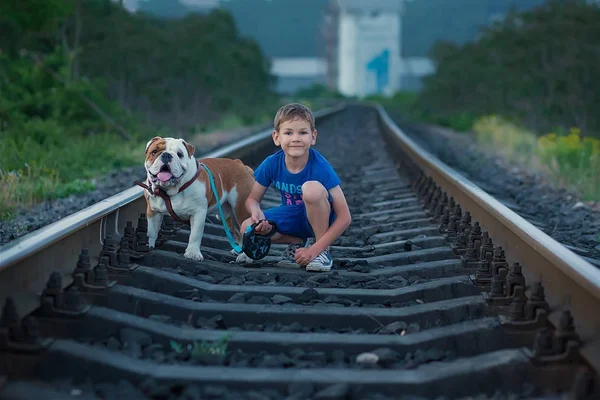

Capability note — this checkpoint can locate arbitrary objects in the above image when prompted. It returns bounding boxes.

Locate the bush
[472,115,599,201]
[537,129,600,200]
[0,49,146,219]
[473,115,538,165]
[0,1,280,220]
[416,0,600,137]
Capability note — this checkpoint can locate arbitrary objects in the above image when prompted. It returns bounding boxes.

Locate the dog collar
[133,160,202,225]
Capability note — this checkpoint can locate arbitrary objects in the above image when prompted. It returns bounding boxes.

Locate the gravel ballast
[389,116,600,265]
[0,165,146,244]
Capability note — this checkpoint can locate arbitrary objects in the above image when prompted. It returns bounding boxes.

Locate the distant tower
[335,0,404,98]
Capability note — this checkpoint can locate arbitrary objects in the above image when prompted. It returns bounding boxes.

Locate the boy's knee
[302,181,327,204]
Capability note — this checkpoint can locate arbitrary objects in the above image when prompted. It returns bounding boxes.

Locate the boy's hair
[274,103,315,132]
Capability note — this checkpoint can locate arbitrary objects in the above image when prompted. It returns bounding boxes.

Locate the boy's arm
[245,181,275,234]
[309,185,352,255]
[245,181,269,220]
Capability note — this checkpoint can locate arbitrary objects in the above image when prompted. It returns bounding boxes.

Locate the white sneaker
[276,241,306,268]
[306,249,333,272]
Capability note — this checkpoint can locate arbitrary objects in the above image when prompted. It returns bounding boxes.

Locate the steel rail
[375,104,600,372]
[0,102,347,318]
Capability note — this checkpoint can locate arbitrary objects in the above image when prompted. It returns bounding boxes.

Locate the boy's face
[273,118,317,159]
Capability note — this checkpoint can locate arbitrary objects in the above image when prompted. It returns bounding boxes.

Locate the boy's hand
[251,209,265,224]
[294,247,319,267]
[251,210,273,235]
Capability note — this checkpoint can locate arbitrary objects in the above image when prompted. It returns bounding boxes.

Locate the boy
[235,103,352,272]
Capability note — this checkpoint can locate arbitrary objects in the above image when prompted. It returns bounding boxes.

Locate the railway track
[1,104,599,399]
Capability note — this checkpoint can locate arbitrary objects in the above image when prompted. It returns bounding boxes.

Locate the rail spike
[531,310,581,366]
[460,242,479,268]
[39,272,90,318]
[473,252,493,285]
[447,196,456,211]
[156,215,177,246]
[99,234,118,267]
[412,174,426,192]
[453,228,470,256]
[422,181,437,206]
[99,236,135,277]
[0,298,51,352]
[451,204,462,225]
[118,235,132,268]
[505,262,526,298]
[134,213,150,254]
[432,192,447,221]
[123,217,149,260]
[491,247,509,276]
[425,185,441,211]
[72,249,117,293]
[438,209,450,233]
[479,232,494,262]
[500,280,550,329]
[468,222,482,253]
[484,260,529,308]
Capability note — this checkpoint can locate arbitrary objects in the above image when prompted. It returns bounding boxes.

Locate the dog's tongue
[157,171,173,182]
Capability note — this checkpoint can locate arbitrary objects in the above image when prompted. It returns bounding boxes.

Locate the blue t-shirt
[254,148,341,206]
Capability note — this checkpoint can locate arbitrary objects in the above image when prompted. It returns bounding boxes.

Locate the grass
[473,116,600,201]
[0,100,316,221]
[170,334,230,362]
[0,121,147,220]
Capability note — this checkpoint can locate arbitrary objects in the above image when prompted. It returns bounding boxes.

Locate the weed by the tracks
[0,132,144,219]
[473,116,600,201]
[170,334,231,363]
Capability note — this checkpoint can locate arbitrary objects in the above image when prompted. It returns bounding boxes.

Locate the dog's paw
[184,248,204,261]
[235,252,254,264]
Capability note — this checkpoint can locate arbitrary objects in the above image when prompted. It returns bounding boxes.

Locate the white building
[336,0,402,97]
[333,0,434,98]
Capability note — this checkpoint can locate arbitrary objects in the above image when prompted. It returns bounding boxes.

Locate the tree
[416,0,600,136]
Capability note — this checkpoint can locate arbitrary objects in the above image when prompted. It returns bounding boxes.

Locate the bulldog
[137,136,255,261]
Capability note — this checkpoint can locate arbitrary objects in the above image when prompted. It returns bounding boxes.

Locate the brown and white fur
[143,136,254,261]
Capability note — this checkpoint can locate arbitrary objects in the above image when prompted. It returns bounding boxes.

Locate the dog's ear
[183,140,195,158]
[145,136,161,154]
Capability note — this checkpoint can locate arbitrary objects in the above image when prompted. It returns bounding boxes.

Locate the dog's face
[145,136,195,189]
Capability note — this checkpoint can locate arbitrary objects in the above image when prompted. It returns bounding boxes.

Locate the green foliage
[0,49,140,135]
[0,50,146,219]
[537,129,600,200]
[366,91,420,119]
[473,116,600,201]
[377,1,600,200]
[366,91,478,132]
[473,115,539,166]
[0,0,73,55]
[170,334,231,363]
[416,0,600,137]
[0,0,278,219]
[79,2,278,131]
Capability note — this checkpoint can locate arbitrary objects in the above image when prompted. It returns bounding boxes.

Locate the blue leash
[199,163,243,254]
